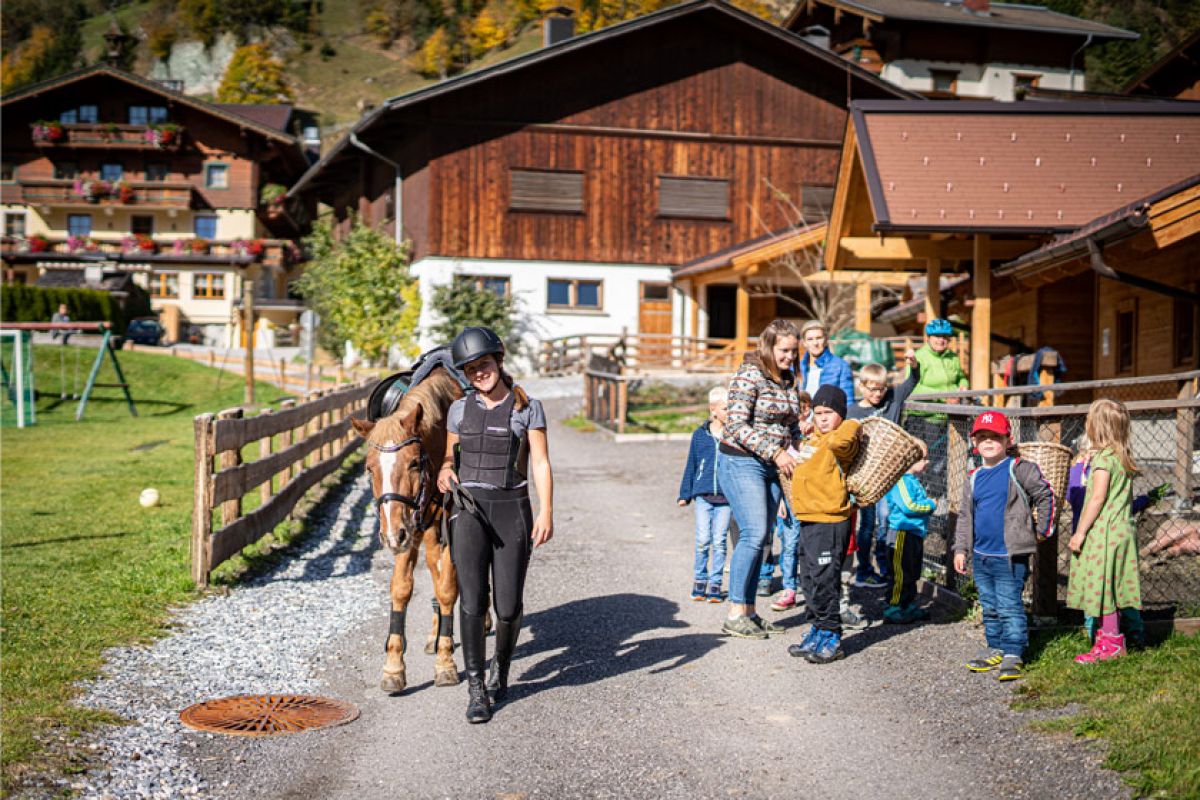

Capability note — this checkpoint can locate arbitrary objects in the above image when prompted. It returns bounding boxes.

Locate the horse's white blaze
[378,443,399,548]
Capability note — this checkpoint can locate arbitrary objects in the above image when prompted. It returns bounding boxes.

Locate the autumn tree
[0,22,81,94]
[294,219,422,362]
[217,43,294,103]
[416,26,452,78]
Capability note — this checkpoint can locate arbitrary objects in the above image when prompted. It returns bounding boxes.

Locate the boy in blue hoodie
[678,387,731,602]
[882,440,935,624]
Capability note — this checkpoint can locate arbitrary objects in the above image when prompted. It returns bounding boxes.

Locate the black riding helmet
[451,326,504,368]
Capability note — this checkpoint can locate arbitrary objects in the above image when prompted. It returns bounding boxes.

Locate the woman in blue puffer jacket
[678,386,731,602]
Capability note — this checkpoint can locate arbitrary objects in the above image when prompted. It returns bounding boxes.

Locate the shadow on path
[505,593,724,704]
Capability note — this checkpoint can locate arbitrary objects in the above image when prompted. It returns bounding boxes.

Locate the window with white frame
[204,164,228,189]
[5,213,27,238]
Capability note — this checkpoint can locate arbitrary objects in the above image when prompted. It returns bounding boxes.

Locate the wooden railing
[190,380,373,587]
[6,178,194,208]
[539,332,929,377]
[32,122,183,149]
[582,367,631,433]
[122,344,371,394]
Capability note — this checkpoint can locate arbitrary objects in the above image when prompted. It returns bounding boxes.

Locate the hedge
[0,285,137,334]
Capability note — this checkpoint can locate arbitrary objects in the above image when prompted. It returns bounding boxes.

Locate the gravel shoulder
[63,390,1129,800]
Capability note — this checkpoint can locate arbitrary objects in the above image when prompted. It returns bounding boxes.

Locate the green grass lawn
[1018,631,1200,798]
[0,345,290,792]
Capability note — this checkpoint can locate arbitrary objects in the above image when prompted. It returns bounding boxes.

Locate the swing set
[0,322,138,423]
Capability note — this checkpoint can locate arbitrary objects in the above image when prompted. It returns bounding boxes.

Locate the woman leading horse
[437,327,555,724]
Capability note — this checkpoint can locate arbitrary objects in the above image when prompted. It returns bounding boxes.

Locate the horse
[351,366,463,694]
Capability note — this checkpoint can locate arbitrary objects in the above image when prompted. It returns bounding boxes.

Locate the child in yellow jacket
[788,385,860,664]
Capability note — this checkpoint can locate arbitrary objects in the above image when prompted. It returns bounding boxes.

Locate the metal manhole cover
[179,694,359,736]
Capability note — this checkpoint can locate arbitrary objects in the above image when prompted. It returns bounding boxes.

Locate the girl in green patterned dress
[1067,399,1141,663]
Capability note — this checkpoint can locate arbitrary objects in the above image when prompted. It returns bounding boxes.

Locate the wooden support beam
[838,237,1034,262]
[735,278,750,353]
[855,281,872,333]
[689,282,700,339]
[793,269,919,287]
[925,259,941,323]
[971,235,992,391]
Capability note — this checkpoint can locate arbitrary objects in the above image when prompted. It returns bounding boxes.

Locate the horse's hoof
[380,671,407,695]
[434,668,460,687]
[424,638,436,655]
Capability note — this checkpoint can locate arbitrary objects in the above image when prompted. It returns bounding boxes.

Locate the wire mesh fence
[900,370,1200,619]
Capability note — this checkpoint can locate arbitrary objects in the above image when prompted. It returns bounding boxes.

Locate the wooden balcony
[3,178,196,209]
[2,236,297,268]
[31,123,183,150]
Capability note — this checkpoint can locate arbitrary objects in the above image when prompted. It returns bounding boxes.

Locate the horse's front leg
[381,546,420,695]
[424,527,461,686]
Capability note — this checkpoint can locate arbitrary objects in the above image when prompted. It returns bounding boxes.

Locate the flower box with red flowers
[31,121,65,144]
[28,234,50,253]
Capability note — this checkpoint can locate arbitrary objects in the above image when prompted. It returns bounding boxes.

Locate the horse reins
[367,436,439,532]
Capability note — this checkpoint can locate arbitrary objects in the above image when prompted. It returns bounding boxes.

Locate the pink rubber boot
[1075,631,1126,664]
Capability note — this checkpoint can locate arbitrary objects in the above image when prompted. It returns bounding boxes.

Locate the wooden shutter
[658,176,729,220]
[801,185,834,221]
[510,169,584,213]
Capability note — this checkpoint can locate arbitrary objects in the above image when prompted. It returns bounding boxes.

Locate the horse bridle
[367,435,439,532]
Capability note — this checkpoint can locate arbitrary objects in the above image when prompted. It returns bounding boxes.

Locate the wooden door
[638,281,673,367]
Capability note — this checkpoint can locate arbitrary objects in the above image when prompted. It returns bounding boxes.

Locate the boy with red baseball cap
[952,410,1055,681]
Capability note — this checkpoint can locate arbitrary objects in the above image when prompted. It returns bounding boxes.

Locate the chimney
[543,6,575,47]
[962,0,991,15]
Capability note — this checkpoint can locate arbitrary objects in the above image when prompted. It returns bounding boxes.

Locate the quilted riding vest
[458,391,528,489]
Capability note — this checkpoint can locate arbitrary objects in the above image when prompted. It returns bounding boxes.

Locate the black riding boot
[486,612,522,704]
[460,609,491,723]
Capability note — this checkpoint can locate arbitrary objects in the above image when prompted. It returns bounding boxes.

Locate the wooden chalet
[1123,28,1200,101]
[821,100,1200,389]
[784,0,1136,100]
[1,65,313,346]
[288,0,913,368]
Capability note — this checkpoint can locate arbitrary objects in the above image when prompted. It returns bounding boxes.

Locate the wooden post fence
[190,380,373,587]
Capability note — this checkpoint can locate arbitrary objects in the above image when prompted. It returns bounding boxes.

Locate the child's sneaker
[770,589,798,611]
[966,648,1003,672]
[882,604,906,624]
[750,614,783,634]
[691,580,707,601]
[756,578,773,597]
[705,583,724,603]
[851,572,888,589]
[788,626,822,658]
[805,631,845,664]
[840,607,868,630]
[1075,632,1126,664]
[903,603,931,622]
[997,655,1024,681]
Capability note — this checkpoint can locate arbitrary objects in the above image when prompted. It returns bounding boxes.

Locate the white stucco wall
[880,60,1078,101]
[411,256,682,375]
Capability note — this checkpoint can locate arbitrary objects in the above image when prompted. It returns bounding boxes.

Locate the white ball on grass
[139,488,161,508]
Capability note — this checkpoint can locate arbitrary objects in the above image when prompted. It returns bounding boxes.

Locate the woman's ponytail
[499,364,528,410]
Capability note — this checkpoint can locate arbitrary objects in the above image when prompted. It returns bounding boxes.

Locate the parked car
[124,318,165,346]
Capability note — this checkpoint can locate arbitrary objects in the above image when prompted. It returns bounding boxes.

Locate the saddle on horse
[367,345,472,422]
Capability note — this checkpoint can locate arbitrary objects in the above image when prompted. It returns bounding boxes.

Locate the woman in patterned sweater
[717,319,805,638]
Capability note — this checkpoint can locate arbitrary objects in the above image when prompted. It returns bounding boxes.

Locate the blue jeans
[856,498,890,578]
[973,554,1030,658]
[772,511,802,590]
[718,455,783,605]
[693,497,731,586]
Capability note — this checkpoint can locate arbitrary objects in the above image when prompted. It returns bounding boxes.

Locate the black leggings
[450,486,533,622]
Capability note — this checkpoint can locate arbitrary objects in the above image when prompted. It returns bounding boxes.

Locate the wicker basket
[782,417,921,510]
[844,417,927,506]
[1016,441,1072,526]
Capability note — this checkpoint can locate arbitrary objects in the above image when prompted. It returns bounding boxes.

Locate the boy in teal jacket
[882,442,935,624]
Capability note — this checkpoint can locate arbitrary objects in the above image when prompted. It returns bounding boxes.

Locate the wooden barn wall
[1037,270,1096,384]
[382,14,890,266]
[1095,237,1199,384]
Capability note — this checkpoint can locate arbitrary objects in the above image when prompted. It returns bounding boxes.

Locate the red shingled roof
[214,103,294,132]
[851,100,1200,234]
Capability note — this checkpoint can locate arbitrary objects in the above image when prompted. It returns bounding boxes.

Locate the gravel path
[64,392,1129,800]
